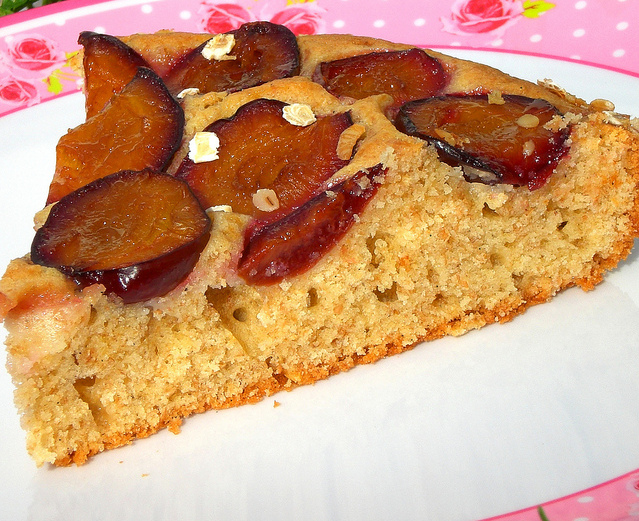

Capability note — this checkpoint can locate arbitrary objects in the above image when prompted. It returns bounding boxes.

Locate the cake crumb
[177,87,200,99]
[273,400,281,407]
[167,418,182,434]
[206,205,233,214]
[253,188,280,212]
[189,131,220,163]
[602,111,624,126]
[201,33,236,61]
[283,103,316,126]
[522,140,535,157]
[487,90,505,105]
[279,280,292,291]
[544,112,582,132]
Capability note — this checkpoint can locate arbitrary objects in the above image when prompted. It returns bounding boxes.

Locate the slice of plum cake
[1,23,638,466]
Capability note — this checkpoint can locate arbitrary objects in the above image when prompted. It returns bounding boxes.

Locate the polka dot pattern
[0,0,632,83]
[0,0,634,146]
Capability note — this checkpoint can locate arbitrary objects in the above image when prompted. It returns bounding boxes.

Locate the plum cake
[1,22,638,466]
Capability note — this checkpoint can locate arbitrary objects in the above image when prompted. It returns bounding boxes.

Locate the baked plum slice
[175,98,353,218]
[48,67,184,204]
[395,94,570,190]
[164,21,300,96]
[238,164,387,285]
[79,31,150,118]
[314,49,448,109]
[32,169,211,304]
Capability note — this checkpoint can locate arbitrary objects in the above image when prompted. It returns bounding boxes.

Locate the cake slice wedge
[1,25,638,466]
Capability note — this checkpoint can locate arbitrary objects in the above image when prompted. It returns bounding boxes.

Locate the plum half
[175,98,353,219]
[163,21,300,96]
[238,164,387,285]
[314,49,448,110]
[32,169,211,304]
[48,67,184,204]
[395,94,570,190]
[79,31,150,118]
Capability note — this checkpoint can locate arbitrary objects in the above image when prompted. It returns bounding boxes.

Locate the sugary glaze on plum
[163,21,300,96]
[175,99,353,219]
[238,164,386,284]
[32,169,211,304]
[79,31,150,118]
[395,94,570,190]
[46,26,575,301]
[314,48,448,110]
[48,67,184,204]
[43,24,577,303]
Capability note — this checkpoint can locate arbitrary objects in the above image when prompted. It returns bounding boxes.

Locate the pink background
[0,0,638,518]
[0,0,637,116]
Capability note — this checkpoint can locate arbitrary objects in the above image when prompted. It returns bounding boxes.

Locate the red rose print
[5,34,65,73]
[269,4,325,35]
[441,0,524,36]
[0,76,39,107]
[197,1,254,33]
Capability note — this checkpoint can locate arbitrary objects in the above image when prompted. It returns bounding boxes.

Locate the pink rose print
[269,4,326,35]
[0,76,39,107]
[5,34,66,75]
[441,0,524,36]
[197,1,255,33]
[197,0,326,35]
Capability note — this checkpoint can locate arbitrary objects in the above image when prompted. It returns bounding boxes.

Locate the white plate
[1,47,639,521]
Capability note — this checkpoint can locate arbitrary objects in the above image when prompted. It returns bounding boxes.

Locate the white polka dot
[573,28,586,37]
[573,518,589,521]
[571,54,581,60]
[530,34,542,42]
[53,16,66,26]
[491,39,503,46]
[617,21,628,30]
[373,19,385,28]
[618,0,627,3]
[577,496,594,503]
[414,18,426,27]
[333,19,345,29]
[179,10,192,20]
[575,1,587,9]
[94,26,106,33]
[613,49,625,57]
[450,41,462,46]
[141,4,153,13]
